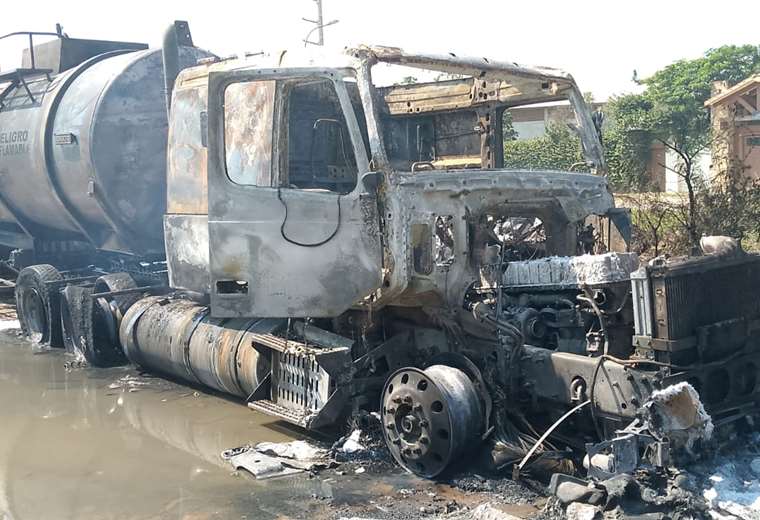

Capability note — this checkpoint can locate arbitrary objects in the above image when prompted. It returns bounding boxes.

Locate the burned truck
[2,25,759,479]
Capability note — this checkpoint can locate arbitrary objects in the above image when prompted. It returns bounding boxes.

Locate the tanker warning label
[0,130,30,156]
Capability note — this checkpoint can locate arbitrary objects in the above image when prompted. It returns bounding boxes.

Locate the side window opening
[223,80,276,186]
[281,79,358,194]
[222,76,367,194]
[501,104,593,173]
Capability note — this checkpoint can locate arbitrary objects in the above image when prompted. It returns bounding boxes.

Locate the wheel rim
[381,365,482,478]
[21,288,47,343]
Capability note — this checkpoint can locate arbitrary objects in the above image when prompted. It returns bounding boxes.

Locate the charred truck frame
[2,24,760,479]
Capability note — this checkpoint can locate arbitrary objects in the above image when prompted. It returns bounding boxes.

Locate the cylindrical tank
[0,46,208,254]
[119,297,277,399]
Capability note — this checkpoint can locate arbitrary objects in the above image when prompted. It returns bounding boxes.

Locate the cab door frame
[206,67,382,318]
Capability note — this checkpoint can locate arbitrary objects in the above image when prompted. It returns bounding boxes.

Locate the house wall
[735,127,760,180]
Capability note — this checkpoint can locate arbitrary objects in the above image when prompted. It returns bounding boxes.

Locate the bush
[503,123,587,172]
[623,178,760,260]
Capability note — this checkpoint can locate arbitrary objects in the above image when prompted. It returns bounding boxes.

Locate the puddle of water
[0,330,345,520]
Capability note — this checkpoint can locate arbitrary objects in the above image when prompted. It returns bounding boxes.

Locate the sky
[2,0,759,100]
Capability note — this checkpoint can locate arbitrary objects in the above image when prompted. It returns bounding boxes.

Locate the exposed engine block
[503,253,640,289]
[491,253,640,356]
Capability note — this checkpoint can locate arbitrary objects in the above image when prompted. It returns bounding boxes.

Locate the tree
[611,45,760,251]
[502,110,519,142]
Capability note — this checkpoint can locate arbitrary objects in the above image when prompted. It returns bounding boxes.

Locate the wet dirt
[0,302,546,520]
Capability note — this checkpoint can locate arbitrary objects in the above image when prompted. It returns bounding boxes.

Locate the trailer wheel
[15,264,63,346]
[381,365,483,478]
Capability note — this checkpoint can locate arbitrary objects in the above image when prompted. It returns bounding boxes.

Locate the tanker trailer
[0,23,212,358]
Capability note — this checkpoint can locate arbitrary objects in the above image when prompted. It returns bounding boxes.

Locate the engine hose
[578,288,609,356]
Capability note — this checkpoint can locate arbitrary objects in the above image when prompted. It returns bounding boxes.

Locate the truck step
[247,399,311,428]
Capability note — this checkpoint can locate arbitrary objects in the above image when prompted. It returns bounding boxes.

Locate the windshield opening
[366,57,601,174]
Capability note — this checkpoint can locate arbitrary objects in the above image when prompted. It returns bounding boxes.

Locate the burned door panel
[164,214,210,293]
[206,69,382,318]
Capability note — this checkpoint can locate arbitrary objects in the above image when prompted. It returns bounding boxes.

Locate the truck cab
[165,45,620,320]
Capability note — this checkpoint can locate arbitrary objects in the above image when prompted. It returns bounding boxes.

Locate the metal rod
[0,31,62,40]
[513,399,591,479]
[18,75,35,103]
[316,0,324,46]
[91,285,167,299]
[303,0,338,47]
[28,33,35,69]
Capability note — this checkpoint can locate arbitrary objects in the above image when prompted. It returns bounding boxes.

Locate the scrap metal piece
[221,445,303,479]
[221,440,330,479]
[584,382,712,480]
[640,382,714,451]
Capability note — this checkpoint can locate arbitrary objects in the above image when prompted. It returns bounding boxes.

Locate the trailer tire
[15,264,63,346]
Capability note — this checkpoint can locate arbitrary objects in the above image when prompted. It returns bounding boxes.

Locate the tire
[15,264,63,346]
[90,273,139,365]
[93,273,140,318]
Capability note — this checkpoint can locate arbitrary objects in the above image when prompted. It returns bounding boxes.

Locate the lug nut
[403,448,412,455]
[386,407,396,414]
[386,422,395,430]
[413,404,423,412]
[419,436,429,445]
[403,395,413,403]
[413,448,422,455]
[419,419,429,427]
[392,397,402,404]
[392,438,401,445]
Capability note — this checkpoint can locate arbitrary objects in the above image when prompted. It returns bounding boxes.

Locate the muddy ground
[0,301,549,520]
[3,298,760,520]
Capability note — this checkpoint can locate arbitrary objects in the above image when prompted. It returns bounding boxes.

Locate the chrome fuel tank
[119,297,281,399]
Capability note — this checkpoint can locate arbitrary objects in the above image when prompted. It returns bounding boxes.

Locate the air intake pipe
[162,20,194,116]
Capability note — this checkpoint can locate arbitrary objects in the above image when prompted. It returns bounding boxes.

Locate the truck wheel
[93,273,139,318]
[381,365,483,478]
[15,264,63,346]
[92,273,139,355]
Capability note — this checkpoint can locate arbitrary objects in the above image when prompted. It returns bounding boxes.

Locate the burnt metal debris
[1,22,760,493]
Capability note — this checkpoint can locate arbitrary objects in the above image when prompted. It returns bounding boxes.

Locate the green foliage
[627,178,760,259]
[503,122,586,172]
[696,177,760,244]
[500,43,760,250]
[613,45,760,156]
[502,110,518,142]
[603,125,652,192]
[501,117,650,191]
[618,45,760,250]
